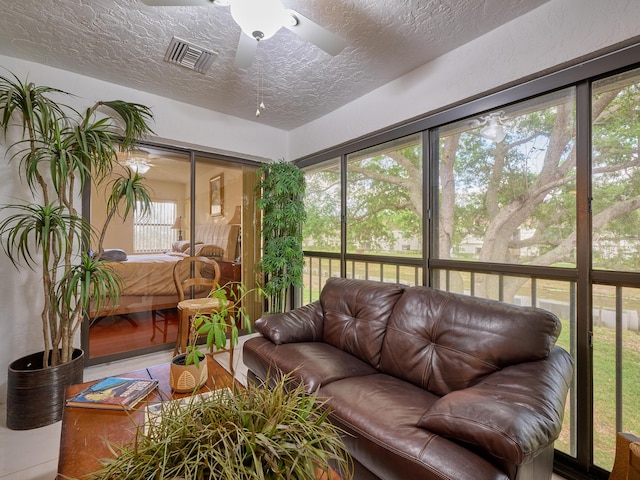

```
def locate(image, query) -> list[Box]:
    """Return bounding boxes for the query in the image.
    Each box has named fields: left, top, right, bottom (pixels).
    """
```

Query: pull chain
left=255, top=55, right=265, bottom=117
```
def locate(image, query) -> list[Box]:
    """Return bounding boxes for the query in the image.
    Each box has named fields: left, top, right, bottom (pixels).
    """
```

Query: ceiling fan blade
left=234, top=33, right=257, bottom=68
left=139, top=0, right=213, bottom=6
left=284, top=9, right=347, bottom=56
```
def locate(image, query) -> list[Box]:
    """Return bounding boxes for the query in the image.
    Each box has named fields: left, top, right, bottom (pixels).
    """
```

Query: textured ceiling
left=0, top=0, right=550, bottom=131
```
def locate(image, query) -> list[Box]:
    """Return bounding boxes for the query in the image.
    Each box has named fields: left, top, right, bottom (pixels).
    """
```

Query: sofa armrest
left=418, top=346, right=573, bottom=465
left=254, top=301, right=324, bottom=344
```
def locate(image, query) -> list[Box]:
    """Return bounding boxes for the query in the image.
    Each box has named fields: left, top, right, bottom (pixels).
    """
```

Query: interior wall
left=288, top=0, right=640, bottom=160
left=193, top=163, right=243, bottom=228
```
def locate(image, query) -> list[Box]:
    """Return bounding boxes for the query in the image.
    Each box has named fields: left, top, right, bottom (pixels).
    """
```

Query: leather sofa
left=243, top=277, right=573, bottom=480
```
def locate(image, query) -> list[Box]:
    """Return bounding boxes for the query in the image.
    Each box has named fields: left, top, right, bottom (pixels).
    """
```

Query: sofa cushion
left=242, top=336, right=377, bottom=393
left=319, top=374, right=510, bottom=480
left=379, top=287, right=562, bottom=396
left=255, top=301, right=324, bottom=344
left=418, top=347, right=573, bottom=465
left=320, top=278, right=405, bottom=368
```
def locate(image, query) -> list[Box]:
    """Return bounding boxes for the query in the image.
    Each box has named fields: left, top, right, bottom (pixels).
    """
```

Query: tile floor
left=1, top=348, right=176, bottom=479
left=0, top=337, right=567, bottom=480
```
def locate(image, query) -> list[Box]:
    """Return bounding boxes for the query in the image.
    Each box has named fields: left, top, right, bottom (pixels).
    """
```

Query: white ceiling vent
left=164, top=37, right=217, bottom=74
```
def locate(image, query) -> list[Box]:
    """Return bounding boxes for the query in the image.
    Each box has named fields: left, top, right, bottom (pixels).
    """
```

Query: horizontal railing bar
left=429, top=259, right=578, bottom=281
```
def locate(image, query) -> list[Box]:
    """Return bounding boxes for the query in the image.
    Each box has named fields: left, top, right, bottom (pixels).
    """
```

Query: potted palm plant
left=0, top=72, right=154, bottom=429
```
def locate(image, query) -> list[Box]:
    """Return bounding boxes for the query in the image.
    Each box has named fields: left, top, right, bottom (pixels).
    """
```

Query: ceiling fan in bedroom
left=140, top=0, right=347, bottom=68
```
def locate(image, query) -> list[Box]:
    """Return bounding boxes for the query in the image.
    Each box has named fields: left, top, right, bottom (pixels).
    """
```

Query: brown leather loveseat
left=243, top=278, right=573, bottom=480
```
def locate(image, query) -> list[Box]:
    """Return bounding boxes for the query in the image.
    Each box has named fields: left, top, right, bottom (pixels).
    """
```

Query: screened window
left=346, top=134, right=423, bottom=257
left=591, top=67, right=640, bottom=471
left=302, top=158, right=342, bottom=253
left=298, top=48, right=640, bottom=478
left=437, top=89, right=577, bottom=269
left=592, top=68, right=640, bottom=272
left=133, top=200, right=178, bottom=253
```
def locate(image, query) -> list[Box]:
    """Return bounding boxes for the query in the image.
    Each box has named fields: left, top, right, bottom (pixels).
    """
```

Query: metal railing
left=302, top=251, right=580, bottom=461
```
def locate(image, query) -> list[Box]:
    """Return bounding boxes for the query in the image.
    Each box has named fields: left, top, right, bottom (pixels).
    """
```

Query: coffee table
left=57, top=355, right=341, bottom=479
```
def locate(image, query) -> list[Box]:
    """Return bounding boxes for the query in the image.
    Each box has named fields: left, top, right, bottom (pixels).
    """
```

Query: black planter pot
left=6, top=348, right=84, bottom=430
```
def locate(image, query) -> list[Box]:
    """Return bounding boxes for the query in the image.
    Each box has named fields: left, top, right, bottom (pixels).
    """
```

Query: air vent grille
left=164, top=37, right=217, bottom=74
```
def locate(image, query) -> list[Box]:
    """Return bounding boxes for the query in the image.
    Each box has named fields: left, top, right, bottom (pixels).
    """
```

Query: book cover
left=144, top=388, right=233, bottom=435
left=66, top=377, right=159, bottom=410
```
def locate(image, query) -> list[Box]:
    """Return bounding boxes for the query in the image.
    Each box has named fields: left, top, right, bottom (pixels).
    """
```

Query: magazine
left=66, top=377, right=159, bottom=410
left=144, top=388, right=233, bottom=435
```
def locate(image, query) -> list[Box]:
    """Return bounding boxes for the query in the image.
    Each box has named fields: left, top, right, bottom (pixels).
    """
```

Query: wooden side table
left=57, top=356, right=236, bottom=479
left=217, top=259, right=241, bottom=286
left=57, top=357, right=342, bottom=480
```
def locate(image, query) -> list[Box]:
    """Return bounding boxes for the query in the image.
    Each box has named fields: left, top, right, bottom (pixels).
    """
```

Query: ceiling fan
left=140, top=0, right=347, bottom=68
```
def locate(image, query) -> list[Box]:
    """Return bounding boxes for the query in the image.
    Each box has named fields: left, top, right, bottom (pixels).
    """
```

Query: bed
left=90, top=223, right=240, bottom=318
left=90, top=252, right=187, bottom=318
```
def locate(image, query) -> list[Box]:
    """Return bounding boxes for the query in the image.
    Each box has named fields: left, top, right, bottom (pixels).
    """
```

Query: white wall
left=288, top=0, right=640, bottom=159
left=0, top=55, right=288, bottom=162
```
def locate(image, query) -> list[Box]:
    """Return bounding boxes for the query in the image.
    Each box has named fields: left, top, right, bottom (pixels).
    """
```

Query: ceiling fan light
left=118, top=149, right=152, bottom=174
left=129, top=162, right=151, bottom=174
left=230, top=0, right=287, bottom=40
left=476, top=112, right=508, bottom=143
left=480, top=123, right=506, bottom=143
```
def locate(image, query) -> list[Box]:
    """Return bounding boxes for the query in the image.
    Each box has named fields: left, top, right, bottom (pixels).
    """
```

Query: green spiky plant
left=256, top=161, right=306, bottom=313
left=0, top=71, right=154, bottom=368
left=88, top=374, right=352, bottom=480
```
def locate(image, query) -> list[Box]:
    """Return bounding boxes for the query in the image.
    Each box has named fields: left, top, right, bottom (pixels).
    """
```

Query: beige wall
left=91, top=169, right=189, bottom=253
left=193, top=162, right=243, bottom=229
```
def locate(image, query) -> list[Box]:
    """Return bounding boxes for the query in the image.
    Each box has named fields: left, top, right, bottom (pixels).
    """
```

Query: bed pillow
left=101, top=249, right=128, bottom=261
left=172, top=240, right=193, bottom=253
left=188, top=244, right=224, bottom=258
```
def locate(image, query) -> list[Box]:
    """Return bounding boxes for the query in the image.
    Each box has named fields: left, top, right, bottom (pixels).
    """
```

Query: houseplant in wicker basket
left=169, top=281, right=262, bottom=393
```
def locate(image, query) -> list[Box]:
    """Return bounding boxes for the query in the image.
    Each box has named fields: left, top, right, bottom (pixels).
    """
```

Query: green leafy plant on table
left=88, top=374, right=352, bottom=480
left=184, top=282, right=263, bottom=373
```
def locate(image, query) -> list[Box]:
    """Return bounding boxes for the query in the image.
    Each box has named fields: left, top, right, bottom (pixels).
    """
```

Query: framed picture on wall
left=210, top=173, right=224, bottom=217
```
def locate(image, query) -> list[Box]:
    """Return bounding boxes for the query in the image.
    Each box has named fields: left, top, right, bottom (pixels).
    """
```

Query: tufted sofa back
left=378, top=286, right=562, bottom=396
left=320, top=277, right=404, bottom=368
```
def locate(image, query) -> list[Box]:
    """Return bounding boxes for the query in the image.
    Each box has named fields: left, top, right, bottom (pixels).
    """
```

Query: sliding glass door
left=86, top=147, right=262, bottom=363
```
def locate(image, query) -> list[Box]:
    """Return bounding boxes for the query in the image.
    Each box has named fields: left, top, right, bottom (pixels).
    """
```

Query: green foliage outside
left=302, top=68, right=640, bottom=471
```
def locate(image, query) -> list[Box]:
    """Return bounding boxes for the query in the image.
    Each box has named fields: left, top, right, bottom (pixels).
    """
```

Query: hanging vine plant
left=256, top=161, right=306, bottom=313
